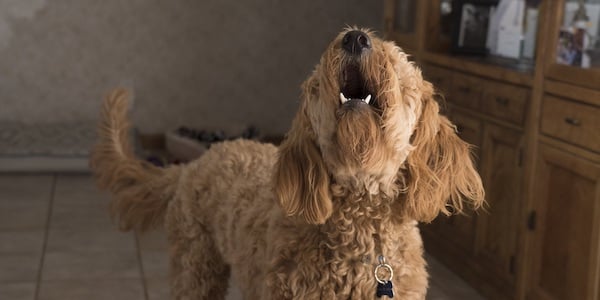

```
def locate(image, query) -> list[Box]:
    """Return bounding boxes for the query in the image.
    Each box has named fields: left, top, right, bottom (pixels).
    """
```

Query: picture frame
left=451, top=0, right=499, bottom=55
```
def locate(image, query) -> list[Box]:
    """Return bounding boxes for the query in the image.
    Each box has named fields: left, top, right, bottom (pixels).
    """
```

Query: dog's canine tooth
left=364, top=94, right=371, bottom=104
left=340, top=93, right=349, bottom=104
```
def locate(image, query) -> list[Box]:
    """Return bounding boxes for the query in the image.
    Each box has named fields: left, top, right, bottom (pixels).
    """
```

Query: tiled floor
left=0, top=174, right=486, bottom=300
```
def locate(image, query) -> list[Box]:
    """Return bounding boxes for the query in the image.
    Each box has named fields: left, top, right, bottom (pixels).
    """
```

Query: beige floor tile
left=0, top=230, right=45, bottom=253
left=0, top=174, right=54, bottom=201
left=49, top=202, right=115, bottom=230
left=138, top=230, right=170, bottom=278
left=38, top=278, right=145, bottom=300
left=434, top=281, right=485, bottom=300
left=144, top=277, right=243, bottom=300
left=0, top=281, right=36, bottom=300
left=226, top=280, right=243, bottom=300
left=427, top=281, right=452, bottom=300
left=145, top=277, right=170, bottom=300
left=46, top=228, right=135, bottom=253
left=0, top=194, right=50, bottom=230
left=0, top=203, right=49, bottom=230
left=49, top=176, right=119, bottom=231
left=427, top=256, right=486, bottom=300
left=53, top=174, right=110, bottom=205
left=141, top=250, right=169, bottom=278
left=137, top=229, right=169, bottom=251
left=41, top=251, right=140, bottom=280
left=0, top=253, right=41, bottom=282
left=427, top=254, right=454, bottom=274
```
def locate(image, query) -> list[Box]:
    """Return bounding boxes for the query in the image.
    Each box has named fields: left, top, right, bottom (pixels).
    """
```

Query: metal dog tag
left=374, top=255, right=394, bottom=298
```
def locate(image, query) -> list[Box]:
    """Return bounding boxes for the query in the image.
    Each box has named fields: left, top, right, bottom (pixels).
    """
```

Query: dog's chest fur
left=261, top=192, right=426, bottom=299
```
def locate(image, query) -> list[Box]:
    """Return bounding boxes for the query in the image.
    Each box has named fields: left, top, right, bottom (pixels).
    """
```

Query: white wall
left=0, top=0, right=383, bottom=135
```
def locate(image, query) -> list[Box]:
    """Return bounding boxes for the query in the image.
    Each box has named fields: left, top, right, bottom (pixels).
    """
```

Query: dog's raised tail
left=90, top=88, right=181, bottom=232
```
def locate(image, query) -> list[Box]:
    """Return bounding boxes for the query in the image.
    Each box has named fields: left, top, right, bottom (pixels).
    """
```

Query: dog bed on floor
left=0, top=121, right=97, bottom=172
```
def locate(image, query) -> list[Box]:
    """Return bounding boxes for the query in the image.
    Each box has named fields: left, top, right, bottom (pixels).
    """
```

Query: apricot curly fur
left=90, top=28, right=484, bottom=299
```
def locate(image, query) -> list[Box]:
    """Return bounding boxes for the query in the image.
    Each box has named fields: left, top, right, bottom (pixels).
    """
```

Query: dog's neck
left=320, top=190, right=398, bottom=259
left=330, top=172, right=400, bottom=198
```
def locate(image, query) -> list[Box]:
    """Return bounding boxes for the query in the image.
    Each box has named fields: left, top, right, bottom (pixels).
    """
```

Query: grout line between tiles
left=135, top=231, right=150, bottom=300
left=33, top=174, right=57, bottom=300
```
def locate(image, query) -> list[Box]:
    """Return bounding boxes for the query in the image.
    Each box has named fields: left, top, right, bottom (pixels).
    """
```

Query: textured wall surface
left=0, top=0, right=383, bottom=135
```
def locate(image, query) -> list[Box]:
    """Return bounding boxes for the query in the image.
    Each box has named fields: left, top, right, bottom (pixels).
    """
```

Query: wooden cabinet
left=388, top=1, right=600, bottom=299
left=383, top=0, right=422, bottom=52
left=526, top=84, right=600, bottom=300
left=477, top=125, right=523, bottom=290
left=529, top=145, right=600, bottom=300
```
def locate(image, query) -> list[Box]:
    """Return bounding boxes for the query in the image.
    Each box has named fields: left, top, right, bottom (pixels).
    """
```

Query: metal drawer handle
left=495, top=97, right=509, bottom=106
left=564, top=117, right=581, bottom=126
left=455, top=124, right=464, bottom=133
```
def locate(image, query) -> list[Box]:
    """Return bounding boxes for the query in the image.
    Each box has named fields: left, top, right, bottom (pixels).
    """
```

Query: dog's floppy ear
left=402, top=81, right=484, bottom=222
left=274, top=77, right=332, bottom=224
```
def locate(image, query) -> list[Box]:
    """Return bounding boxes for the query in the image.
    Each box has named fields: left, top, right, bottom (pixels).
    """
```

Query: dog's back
left=90, top=88, right=280, bottom=234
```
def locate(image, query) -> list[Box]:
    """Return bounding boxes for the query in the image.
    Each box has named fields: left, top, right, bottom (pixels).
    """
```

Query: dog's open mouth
left=339, top=64, right=378, bottom=109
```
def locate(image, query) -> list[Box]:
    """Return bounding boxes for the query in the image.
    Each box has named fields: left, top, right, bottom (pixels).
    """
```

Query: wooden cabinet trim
left=421, top=52, right=534, bottom=87
left=544, top=80, right=600, bottom=107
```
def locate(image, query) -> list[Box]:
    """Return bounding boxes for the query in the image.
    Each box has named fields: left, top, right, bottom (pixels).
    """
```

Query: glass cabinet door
left=393, top=0, right=417, bottom=34
left=556, top=0, right=600, bottom=69
left=546, top=0, right=600, bottom=89
left=384, top=0, right=419, bottom=50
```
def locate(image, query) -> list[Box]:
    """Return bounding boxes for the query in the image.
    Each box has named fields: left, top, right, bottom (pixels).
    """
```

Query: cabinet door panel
left=529, top=145, right=600, bottom=300
left=477, top=124, right=523, bottom=287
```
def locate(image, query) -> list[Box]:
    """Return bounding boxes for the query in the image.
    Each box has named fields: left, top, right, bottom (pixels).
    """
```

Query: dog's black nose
left=342, top=31, right=371, bottom=55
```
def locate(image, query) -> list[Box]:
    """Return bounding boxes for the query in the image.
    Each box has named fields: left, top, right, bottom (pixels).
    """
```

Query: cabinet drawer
left=449, top=74, right=484, bottom=110
left=422, top=64, right=453, bottom=96
left=482, top=82, right=529, bottom=125
left=449, top=112, right=483, bottom=149
left=541, top=96, right=600, bottom=152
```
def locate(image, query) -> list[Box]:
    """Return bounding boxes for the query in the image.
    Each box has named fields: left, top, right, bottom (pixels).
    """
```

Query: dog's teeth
left=364, top=94, right=371, bottom=104
left=340, top=93, right=349, bottom=104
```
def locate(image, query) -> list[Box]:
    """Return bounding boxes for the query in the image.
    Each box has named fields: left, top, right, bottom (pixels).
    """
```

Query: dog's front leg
left=166, top=198, right=230, bottom=300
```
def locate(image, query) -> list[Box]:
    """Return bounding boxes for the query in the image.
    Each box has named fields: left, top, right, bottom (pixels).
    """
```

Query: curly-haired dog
left=90, top=28, right=484, bottom=299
